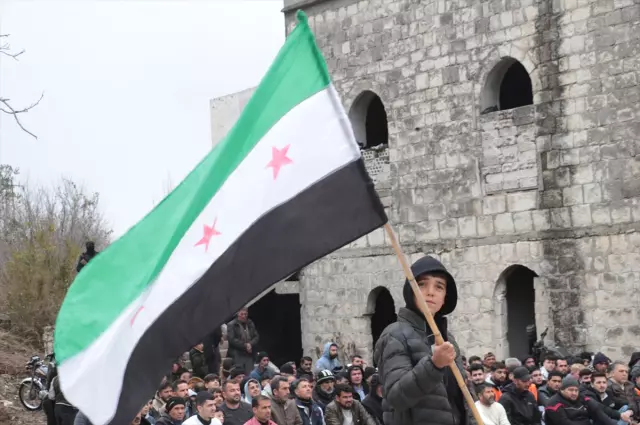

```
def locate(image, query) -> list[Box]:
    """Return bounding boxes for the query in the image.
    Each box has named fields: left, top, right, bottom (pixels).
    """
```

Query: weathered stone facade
left=276, top=0, right=640, bottom=363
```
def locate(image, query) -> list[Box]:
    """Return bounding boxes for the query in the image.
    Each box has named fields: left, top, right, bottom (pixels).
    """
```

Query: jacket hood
left=403, top=255, right=457, bottom=316
left=321, top=342, right=336, bottom=358
left=244, top=379, right=261, bottom=405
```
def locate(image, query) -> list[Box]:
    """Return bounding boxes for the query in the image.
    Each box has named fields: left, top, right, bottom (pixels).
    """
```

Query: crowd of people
left=42, top=253, right=640, bottom=425
left=42, top=312, right=640, bottom=425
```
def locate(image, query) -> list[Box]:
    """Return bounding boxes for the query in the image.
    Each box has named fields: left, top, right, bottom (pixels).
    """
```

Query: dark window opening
left=285, top=271, right=300, bottom=281
left=370, top=287, right=396, bottom=366
left=365, top=96, right=389, bottom=148
left=505, top=266, right=537, bottom=358
left=248, top=290, right=302, bottom=368
left=499, top=61, right=533, bottom=111
left=349, top=91, right=389, bottom=149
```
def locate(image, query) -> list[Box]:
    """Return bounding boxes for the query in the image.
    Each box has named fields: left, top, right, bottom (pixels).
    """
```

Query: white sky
left=0, top=0, right=284, bottom=238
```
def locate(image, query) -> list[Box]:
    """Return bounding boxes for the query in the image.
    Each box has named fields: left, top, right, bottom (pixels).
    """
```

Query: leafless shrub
left=0, top=166, right=112, bottom=344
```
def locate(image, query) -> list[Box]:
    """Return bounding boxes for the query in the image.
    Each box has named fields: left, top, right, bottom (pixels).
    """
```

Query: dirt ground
left=0, top=330, right=47, bottom=425
left=0, top=374, right=47, bottom=425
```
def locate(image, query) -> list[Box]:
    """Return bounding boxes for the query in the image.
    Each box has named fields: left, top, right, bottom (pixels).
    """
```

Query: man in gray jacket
left=373, top=255, right=475, bottom=425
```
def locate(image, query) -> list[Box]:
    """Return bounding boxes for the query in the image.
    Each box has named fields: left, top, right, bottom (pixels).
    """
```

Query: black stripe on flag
left=108, top=157, right=387, bottom=424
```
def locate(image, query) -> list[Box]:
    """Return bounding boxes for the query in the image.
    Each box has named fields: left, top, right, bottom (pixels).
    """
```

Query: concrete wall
left=283, top=0, right=640, bottom=364
left=210, top=87, right=256, bottom=147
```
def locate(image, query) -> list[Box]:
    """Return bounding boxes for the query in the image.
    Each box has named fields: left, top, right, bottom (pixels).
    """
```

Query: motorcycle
left=527, top=325, right=569, bottom=365
left=18, top=353, right=53, bottom=411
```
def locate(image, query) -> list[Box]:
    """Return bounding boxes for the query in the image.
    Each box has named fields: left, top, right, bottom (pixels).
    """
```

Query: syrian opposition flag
left=54, top=10, right=387, bottom=425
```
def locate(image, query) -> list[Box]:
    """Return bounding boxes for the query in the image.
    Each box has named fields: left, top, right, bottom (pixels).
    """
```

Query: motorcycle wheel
left=18, top=379, right=43, bottom=411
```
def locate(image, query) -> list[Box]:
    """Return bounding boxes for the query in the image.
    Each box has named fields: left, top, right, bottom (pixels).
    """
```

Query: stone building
left=211, top=0, right=640, bottom=365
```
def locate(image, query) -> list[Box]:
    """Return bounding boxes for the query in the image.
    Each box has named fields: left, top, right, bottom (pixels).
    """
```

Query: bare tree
left=0, top=34, right=43, bottom=139
left=0, top=170, right=112, bottom=342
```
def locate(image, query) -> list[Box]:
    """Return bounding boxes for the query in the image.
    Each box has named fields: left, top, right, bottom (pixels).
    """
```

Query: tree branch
left=0, top=34, right=24, bottom=60
left=0, top=93, right=44, bottom=139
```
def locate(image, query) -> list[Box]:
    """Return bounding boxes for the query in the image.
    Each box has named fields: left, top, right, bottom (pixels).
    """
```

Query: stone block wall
left=282, top=0, right=640, bottom=364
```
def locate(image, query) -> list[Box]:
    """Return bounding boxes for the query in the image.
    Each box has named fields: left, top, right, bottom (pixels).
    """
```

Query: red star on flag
left=130, top=306, right=144, bottom=327
left=194, top=218, right=221, bottom=252
left=266, top=145, right=293, bottom=180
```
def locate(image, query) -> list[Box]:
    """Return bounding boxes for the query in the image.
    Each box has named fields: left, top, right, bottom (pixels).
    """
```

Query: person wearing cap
left=544, top=375, right=615, bottom=425
left=346, top=364, right=369, bottom=400
left=592, top=353, right=612, bottom=374
left=374, top=255, right=473, bottom=425
left=497, top=366, right=541, bottom=425
left=156, top=397, right=187, bottom=425
left=250, top=353, right=275, bottom=382
left=312, top=370, right=336, bottom=412
left=484, top=353, right=497, bottom=373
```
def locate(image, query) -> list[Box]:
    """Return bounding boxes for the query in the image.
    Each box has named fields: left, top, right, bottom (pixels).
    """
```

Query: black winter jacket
left=579, top=385, right=620, bottom=420
left=497, top=384, right=540, bottom=425
left=373, top=307, right=474, bottom=425
left=190, top=347, right=209, bottom=378
left=544, top=392, right=615, bottom=425
left=311, top=387, right=334, bottom=412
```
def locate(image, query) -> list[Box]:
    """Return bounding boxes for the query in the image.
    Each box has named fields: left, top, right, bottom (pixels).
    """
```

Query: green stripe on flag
left=54, top=12, right=330, bottom=363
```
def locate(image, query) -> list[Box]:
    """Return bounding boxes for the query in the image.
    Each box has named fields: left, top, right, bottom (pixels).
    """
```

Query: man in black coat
left=373, top=255, right=474, bottom=425
left=497, top=366, right=540, bottom=425
left=76, top=241, right=98, bottom=272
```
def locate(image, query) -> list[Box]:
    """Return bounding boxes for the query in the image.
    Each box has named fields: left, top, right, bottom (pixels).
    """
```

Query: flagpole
left=383, top=223, right=485, bottom=425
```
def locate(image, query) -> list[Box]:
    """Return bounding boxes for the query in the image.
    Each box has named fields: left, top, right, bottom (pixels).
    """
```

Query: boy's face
left=416, top=274, right=446, bottom=314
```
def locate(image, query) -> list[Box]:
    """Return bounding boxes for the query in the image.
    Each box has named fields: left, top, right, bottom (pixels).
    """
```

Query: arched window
left=481, top=57, right=533, bottom=114
left=348, top=91, right=389, bottom=149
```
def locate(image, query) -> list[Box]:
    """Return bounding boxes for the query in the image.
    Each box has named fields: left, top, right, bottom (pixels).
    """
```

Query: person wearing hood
left=373, top=255, right=474, bottom=425
left=315, top=342, right=342, bottom=374
left=361, top=374, right=383, bottom=425
left=312, top=370, right=336, bottom=412
left=76, top=241, right=99, bottom=272
left=244, top=379, right=263, bottom=405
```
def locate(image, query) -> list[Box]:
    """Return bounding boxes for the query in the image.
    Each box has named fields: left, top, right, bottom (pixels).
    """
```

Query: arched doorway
left=368, top=287, right=397, bottom=365
left=496, top=265, right=538, bottom=358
